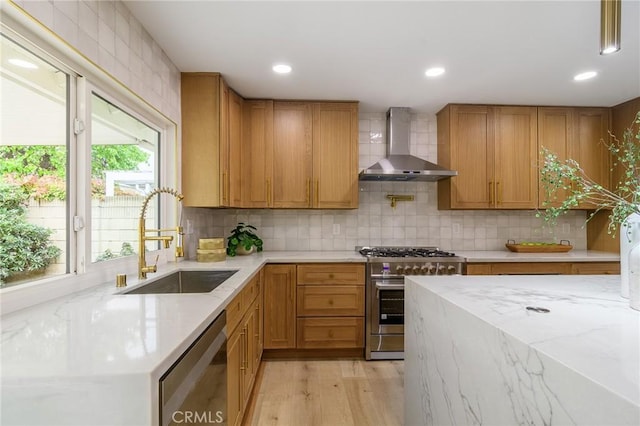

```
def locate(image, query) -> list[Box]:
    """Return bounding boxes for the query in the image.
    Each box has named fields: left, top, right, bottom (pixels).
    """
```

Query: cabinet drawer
left=571, top=262, right=620, bottom=275
left=489, top=262, right=572, bottom=275
left=296, top=317, right=364, bottom=349
left=228, top=274, right=261, bottom=333
left=242, top=274, right=260, bottom=307
left=297, top=286, right=364, bottom=316
left=297, top=264, right=365, bottom=285
left=226, top=292, right=244, bottom=334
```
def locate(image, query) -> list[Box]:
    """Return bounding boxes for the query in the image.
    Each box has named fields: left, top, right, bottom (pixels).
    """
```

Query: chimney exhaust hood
left=359, top=107, right=457, bottom=182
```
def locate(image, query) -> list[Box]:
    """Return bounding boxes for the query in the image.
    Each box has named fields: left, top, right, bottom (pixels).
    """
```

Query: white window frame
left=0, top=11, right=179, bottom=314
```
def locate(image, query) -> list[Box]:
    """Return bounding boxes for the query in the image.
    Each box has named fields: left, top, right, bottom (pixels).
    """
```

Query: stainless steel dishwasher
left=160, top=312, right=227, bottom=426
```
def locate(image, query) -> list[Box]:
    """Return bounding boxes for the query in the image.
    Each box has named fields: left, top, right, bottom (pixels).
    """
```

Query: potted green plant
left=0, top=181, right=62, bottom=286
left=538, top=111, right=640, bottom=307
left=226, top=223, right=263, bottom=256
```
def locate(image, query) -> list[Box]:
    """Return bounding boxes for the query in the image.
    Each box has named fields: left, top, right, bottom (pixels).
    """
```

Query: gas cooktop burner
left=358, top=246, right=456, bottom=258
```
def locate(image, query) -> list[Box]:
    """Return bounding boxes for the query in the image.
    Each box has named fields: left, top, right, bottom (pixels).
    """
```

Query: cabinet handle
left=488, top=181, right=494, bottom=205
left=497, top=181, right=502, bottom=204
left=266, top=178, right=271, bottom=206
left=240, top=329, right=246, bottom=371
left=222, top=172, right=228, bottom=204
left=306, top=178, right=311, bottom=207
left=314, top=180, right=319, bottom=207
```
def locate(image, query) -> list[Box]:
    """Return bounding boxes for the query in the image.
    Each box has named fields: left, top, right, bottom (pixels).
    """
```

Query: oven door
left=371, top=280, right=404, bottom=334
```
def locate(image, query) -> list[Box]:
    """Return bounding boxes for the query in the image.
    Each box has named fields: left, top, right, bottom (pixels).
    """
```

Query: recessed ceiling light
left=8, top=58, right=38, bottom=69
left=574, top=71, right=597, bottom=81
left=601, top=46, right=619, bottom=55
left=425, top=67, right=445, bottom=77
left=272, top=64, right=292, bottom=74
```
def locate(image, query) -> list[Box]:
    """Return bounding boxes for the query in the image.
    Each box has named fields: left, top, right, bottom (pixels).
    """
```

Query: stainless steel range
left=359, top=246, right=466, bottom=360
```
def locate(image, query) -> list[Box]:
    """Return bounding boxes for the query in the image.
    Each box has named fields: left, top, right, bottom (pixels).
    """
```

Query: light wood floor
left=244, top=359, right=404, bottom=426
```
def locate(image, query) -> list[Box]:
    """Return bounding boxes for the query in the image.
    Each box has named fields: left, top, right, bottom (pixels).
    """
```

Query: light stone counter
left=405, top=274, right=639, bottom=426
left=458, top=249, right=620, bottom=263
left=0, top=251, right=364, bottom=426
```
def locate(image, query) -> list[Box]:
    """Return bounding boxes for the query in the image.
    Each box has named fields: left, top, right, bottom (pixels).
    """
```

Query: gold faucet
left=138, top=187, right=185, bottom=279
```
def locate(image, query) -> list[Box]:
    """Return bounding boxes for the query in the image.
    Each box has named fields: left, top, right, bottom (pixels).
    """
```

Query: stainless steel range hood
left=359, top=107, right=457, bottom=181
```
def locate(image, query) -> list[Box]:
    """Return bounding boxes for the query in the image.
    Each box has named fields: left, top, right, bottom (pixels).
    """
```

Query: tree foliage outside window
left=0, top=145, right=149, bottom=200
left=0, top=181, right=61, bottom=286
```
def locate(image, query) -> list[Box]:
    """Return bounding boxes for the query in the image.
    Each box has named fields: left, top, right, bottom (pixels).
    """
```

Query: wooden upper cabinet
left=538, top=107, right=573, bottom=207
left=493, top=106, right=538, bottom=209
left=438, top=105, right=493, bottom=209
left=438, top=104, right=537, bottom=209
left=227, top=89, right=243, bottom=207
left=312, top=102, right=359, bottom=209
left=537, top=107, right=611, bottom=209
left=573, top=108, right=611, bottom=208
left=181, top=72, right=225, bottom=207
left=242, top=100, right=273, bottom=208
left=272, top=102, right=313, bottom=208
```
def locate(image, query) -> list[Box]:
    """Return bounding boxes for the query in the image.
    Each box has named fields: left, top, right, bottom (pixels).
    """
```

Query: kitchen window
left=0, top=33, right=72, bottom=288
left=0, top=26, right=177, bottom=294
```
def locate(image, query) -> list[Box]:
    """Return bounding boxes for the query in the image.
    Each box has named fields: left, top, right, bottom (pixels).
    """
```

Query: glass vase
left=629, top=241, right=640, bottom=311
left=620, top=213, right=640, bottom=299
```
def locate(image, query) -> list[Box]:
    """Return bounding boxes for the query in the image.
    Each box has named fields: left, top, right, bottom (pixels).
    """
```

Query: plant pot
left=235, top=246, right=255, bottom=255
left=621, top=213, right=640, bottom=299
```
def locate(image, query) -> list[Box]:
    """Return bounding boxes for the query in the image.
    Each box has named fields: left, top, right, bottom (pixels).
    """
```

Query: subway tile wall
left=183, top=112, right=588, bottom=256
left=13, top=0, right=181, bottom=122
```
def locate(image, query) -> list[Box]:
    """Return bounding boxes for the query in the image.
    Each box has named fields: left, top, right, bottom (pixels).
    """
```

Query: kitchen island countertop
left=405, top=274, right=639, bottom=425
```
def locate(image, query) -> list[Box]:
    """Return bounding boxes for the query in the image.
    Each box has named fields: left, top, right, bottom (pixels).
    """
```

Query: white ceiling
left=124, top=0, right=640, bottom=114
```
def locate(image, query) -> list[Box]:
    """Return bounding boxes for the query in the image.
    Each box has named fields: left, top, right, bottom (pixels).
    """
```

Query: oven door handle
left=374, top=282, right=404, bottom=299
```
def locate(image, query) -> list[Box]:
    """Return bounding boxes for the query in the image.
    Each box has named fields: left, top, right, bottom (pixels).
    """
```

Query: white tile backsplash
left=16, top=0, right=181, bottom=122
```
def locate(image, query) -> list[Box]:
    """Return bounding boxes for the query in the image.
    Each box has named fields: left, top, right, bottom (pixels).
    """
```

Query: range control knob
left=426, top=263, right=436, bottom=275
left=396, top=265, right=404, bottom=275
left=412, top=265, right=421, bottom=275
left=447, top=265, right=458, bottom=275
left=420, top=265, right=429, bottom=275
left=404, top=265, right=413, bottom=275
left=437, top=265, right=447, bottom=275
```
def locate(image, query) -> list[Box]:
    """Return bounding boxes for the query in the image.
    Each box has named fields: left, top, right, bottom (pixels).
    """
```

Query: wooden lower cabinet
left=467, top=261, right=620, bottom=275
left=263, top=263, right=366, bottom=354
left=263, top=265, right=296, bottom=349
left=226, top=272, right=263, bottom=426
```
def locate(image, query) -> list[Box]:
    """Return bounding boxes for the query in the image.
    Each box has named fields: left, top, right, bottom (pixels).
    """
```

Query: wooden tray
left=505, top=239, right=573, bottom=253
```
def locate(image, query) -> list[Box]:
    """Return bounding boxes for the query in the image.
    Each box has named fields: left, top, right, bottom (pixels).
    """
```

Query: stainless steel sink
left=123, top=270, right=238, bottom=294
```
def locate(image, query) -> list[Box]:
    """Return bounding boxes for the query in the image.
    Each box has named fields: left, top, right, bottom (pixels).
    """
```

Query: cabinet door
left=226, top=328, right=243, bottom=426
left=227, top=90, right=243, bottom=207
left=242, top=100, right=273, bottom=207
left=442, top=105, right=494, bottom=208
left=181, top=73, right=223, bottom=207
left=255, top=269, right=264, bottom=363
left=537, top=107, right=573, bottom=207
left=272, top=102, right=313, bottom=208
left=493, top=106, right=538, bottom=208
left=263, top=265, right=296, bottom=349
left=312, top=103, right=359, bottom=208
left=573, top=108, right=611, bottom=208
left=219, top=79, right=230, bottom=206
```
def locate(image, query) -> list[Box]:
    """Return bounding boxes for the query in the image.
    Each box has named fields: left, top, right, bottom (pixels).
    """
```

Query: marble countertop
left=405, top=274, right=639, bottom=408
left=458, top=249, right=620, bottom=262
left=0, top=251, right=363, bottom=425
